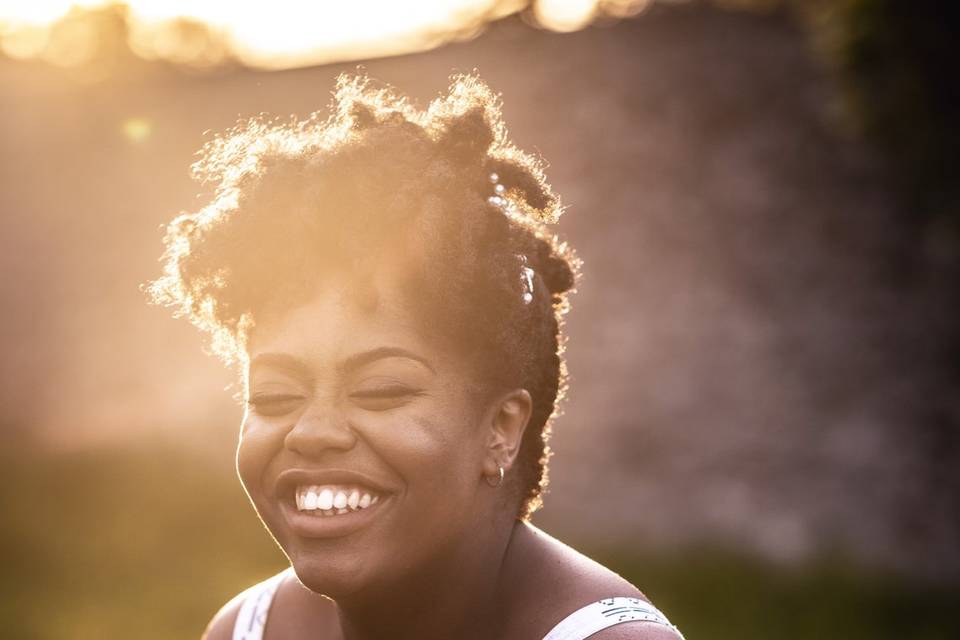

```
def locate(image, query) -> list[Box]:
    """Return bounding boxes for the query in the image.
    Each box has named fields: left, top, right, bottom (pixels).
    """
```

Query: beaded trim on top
left=488, top=172, right=535, bottom=305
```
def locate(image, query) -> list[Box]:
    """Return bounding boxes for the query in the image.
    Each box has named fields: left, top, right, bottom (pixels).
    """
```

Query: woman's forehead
left=254, top=282, right=388, bottom=336
left=246, top=269, right=435, bottom=366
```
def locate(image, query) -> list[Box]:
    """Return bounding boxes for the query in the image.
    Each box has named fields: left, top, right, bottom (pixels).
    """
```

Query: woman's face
left=238, top=272, right=496, bottom=597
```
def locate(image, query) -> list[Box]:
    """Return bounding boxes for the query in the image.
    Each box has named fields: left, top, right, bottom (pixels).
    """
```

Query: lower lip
left=280, top=496, right=391, bottom=539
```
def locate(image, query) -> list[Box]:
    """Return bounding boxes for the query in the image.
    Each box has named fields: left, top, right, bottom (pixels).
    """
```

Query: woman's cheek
left=237, top=417, right=289, bottom=488
left=357, top=409, right=443, bottom=455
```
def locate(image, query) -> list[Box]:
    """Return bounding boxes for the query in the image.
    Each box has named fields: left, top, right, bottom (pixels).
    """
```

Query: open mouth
left=294, top=484, right=382, bottom=517
left=275, top=469, right=394, bottom=538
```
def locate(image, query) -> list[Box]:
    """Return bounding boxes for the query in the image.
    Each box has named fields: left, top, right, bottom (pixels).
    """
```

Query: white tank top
left=230, top=571, right=684, bottom=640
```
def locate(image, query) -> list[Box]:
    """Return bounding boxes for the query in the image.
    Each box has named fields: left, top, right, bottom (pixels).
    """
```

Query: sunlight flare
left=0, top=0, right=659, bottom=69
left=122, top=116, right=152, bottom=143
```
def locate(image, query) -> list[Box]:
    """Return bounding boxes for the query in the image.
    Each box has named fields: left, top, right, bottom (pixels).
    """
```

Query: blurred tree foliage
left=708, top=0, right=960, bottom=264
left=813, top=1, right=959, bottom=231
left=731, top=0, right=960, bottom=236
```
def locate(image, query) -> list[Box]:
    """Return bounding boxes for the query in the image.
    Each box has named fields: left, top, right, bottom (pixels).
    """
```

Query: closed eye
left=350, top=385, right=421, bottom=411
left=351, top=384, right=414, bottom=397
left=247, top=394, right=305, bottom=417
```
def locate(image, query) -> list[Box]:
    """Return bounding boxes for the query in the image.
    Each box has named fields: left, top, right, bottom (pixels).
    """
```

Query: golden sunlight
left=121, top=116, right=152, bottom=143
left=0, top=0, right=658, bottom=69
left=0, top=0, right=513, bottom=69
left=533, top=0, right=597, bottom=32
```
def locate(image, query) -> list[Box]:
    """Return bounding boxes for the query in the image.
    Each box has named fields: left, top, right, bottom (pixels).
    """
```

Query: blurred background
left=1, top=0, right=958, bottom=638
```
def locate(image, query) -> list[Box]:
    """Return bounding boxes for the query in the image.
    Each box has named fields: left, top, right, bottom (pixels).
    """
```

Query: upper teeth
left=295, top=485, right=380, bottom=514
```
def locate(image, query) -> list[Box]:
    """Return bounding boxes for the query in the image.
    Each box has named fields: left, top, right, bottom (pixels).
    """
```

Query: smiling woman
left=146, top=73, right=684, bottom=640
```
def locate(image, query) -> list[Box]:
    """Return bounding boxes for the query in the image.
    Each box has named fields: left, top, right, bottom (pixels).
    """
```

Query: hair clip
left=491, top=174, right=534, bottom=305
left=488, top=172, right=510, bottom=211
left=518, top=254, right=535, bottom=305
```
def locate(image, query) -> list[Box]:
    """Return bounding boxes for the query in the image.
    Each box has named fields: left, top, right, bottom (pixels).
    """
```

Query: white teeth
left=295, top=484, right=383, bottom=515
left=317, top=488, right=334, bottom=510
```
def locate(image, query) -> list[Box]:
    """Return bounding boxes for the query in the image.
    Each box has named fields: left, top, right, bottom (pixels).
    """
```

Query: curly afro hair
left=146, top=73, right=580, bottom=520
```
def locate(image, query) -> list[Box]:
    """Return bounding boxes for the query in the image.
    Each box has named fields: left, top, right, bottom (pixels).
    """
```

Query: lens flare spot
left=122, top=116, right=152, bottom=142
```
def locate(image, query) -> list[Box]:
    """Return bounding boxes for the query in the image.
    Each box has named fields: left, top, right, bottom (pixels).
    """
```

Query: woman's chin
left=287, top=553, right=370, bottom=599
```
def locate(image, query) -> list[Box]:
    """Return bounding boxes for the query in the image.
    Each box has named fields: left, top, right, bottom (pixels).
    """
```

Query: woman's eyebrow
left=248, top=352, right=311, bottom=378
left=339, top=346, right=436, bottom=374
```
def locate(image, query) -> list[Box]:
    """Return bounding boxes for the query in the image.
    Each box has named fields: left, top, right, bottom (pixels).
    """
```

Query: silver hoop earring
left=485, top=465, right=505, bottom=488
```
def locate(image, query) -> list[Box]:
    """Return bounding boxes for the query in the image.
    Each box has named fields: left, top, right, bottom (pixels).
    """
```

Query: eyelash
left=246, top=386, right=419, bottom=415
left=350, top=384, right=416, bottom=399
left=247, top=394, right=304, bottom=413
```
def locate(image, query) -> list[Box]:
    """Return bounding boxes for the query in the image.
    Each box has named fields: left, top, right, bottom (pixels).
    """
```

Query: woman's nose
left=284, top=405, right=357, bottom=458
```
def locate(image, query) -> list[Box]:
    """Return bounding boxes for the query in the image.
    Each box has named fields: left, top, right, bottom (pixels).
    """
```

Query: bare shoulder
left=513, top=522, right=647, bottom=600
left=502, top=522, right=683, bottom=639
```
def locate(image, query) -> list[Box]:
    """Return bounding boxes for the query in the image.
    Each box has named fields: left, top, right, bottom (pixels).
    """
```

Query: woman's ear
left=482, top=389, right=532, bottom=477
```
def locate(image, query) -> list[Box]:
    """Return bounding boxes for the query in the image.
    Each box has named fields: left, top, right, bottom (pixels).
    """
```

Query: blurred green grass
left=0, top=442, right=286, bottom=639
left=1, top=444, right=957, bottom=639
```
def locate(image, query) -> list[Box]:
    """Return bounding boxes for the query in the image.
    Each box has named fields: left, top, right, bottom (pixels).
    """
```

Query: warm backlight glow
left=533, top=0, right=597, bottom=32
left=0, top=0, right=659, bottom=69
left=121, top=116, right=152, bottom=142
left=0, top=0, right=515, bottom=69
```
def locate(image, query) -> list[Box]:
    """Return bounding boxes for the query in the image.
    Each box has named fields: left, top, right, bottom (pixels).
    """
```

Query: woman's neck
left=333, top=513, right=520, bottom=640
